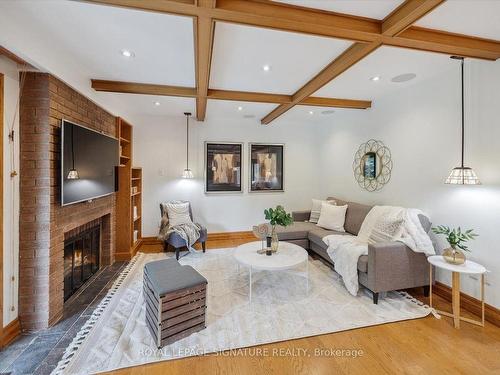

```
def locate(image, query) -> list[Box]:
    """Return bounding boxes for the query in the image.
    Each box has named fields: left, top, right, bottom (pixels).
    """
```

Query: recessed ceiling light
left=262, top=64, right=271, bottom=72
left=370, top=76, right=381, bottom=82
left=309, top=110, right=314, bottom=115
left=237, top=106, right=243, bottom=111
left=120, top=49, right=135, bottom=58
left=321, top=110, right=335, bottom=115
left=153, top=101, right=161, bottom=106
left=391, top=73, right=417, bottom=83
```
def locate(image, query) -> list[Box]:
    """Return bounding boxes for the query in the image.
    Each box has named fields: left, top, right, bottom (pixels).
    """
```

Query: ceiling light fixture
left=154, top=101, right=161, bottom=106
left=309, top=111, right=314, bottom=115
left=391, top=73, right=417, bottom=83
left=182, top=112, right=194, bottom=179
left=321, top=110, right=335, bottom=115
left=66, top=124, right=79, bottom=180
left=445, top=56, right=480, bottom=185
left=370, top=76, right=381, bottom=82
left=262, top=64, right=271, bottom=72
left=238, top=106, right=243, bottom=111
left=120, top=49, right=135, bottom=58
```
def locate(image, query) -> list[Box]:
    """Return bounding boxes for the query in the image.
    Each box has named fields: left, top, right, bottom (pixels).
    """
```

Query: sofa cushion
left=274, top=222, right=316, bottom=240
left=317, top=203, right=347, bottom=232
left=357, top=255, right=368, bottom=273
left=308, top=226, right=350, bottom=250
left=345, top=202, right=373, bottom=235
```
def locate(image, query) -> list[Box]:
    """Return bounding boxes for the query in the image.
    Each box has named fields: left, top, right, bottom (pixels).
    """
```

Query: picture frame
left=205, top=142, right=243, bottom=193
left=249, top=143, right=284, bottom=192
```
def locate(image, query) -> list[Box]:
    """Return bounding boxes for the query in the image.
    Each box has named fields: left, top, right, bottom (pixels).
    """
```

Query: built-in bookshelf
left=115, top=118, right=142, bottom=261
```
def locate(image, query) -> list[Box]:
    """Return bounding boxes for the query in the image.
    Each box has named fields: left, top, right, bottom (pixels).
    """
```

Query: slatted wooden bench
left=143, top=258, right=208, bottom=348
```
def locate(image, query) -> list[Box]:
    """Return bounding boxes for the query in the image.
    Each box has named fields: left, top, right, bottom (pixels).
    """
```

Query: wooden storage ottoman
left=143, top=258, right=208, bottom=348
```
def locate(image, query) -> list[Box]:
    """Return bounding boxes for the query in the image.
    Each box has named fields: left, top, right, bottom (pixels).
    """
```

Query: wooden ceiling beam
left=194, top=0, right=216, bottom=121
left=260, top=0, right=451, bottom=124
left=90, top=80, right=371, bottom=109
left=82, top=0, right=500, bottom=60
left=91, top=79, right=197, bottom=97
left=381, top=0, right=444, bottom=37
left=207, top=89, right=371, bottom=109
left=260, top=42, right=380, bottom=124
left=384, top=27, right=500, bottom=61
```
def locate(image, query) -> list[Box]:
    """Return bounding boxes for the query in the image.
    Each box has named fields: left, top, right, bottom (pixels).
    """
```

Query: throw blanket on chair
left=323, top=206, right=435, bottom=296
left=158, top=201, right=202, bottom=254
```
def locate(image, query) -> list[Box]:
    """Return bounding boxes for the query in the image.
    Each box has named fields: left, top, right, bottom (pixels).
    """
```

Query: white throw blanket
left=324, top=206, right=435, bottom=296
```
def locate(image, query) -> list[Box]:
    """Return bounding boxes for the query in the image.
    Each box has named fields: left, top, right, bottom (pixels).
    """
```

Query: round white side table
left=428, top=255, right=487, bottom=328
left=234, top=241, right=309, bottom=302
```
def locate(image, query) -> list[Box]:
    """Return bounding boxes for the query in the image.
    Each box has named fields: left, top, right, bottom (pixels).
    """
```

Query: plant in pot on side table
left=429, top=225, right=486, bottom=328
left=264, top=205, right=293, bottom=255
left=431, top=226, right=478, bottom=265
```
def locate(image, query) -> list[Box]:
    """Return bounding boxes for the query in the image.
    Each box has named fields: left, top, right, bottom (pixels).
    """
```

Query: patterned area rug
left=53, top=249, right=430, bottom=374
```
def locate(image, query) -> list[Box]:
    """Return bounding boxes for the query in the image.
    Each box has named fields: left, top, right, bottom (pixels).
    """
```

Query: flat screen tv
left=61, top=119, right=119, bottom=206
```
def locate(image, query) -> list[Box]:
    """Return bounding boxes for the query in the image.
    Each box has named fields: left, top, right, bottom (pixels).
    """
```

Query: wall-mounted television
left=61, top=119, right=119, bottom=206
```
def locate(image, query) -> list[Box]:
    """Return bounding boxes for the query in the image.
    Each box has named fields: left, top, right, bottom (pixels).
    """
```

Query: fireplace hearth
left=64, top=224, right=101, bottom=301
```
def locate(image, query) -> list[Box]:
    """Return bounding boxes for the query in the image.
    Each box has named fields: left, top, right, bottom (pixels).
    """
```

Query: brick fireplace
left=19, top=73, right=117, bottom=331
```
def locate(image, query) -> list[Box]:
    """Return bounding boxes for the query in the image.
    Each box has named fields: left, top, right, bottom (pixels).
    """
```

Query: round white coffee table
left=234, top=241, right=309, bottom=302
left=428, top=255, right=487, bottom=328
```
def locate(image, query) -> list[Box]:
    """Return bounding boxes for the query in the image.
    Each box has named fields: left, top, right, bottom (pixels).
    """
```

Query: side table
left=428, top=255, right=487, bottom=328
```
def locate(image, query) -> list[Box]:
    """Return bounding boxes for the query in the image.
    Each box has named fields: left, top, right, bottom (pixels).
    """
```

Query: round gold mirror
left=353, top=140, right=392, bottom=191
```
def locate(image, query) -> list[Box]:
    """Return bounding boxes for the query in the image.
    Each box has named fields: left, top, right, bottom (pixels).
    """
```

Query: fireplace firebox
left=64, top=224, right=101, bottom=301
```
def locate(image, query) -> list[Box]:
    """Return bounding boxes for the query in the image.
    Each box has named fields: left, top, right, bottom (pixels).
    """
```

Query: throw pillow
left=165, top=201, right=192, bottom=227
left=309, top=199, right=336, bottom=223
left=316, top=203, right=348, bottom=232
left=368, top=216, right=404, bottom=245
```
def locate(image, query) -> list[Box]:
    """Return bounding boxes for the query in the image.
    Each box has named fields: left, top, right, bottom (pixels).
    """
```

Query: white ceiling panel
left=206, top=100, right=277, bottom=121
left=276, top=105, right=361, bottom=124
left=210, top=22, right=352, bottom=95
left=94, top=93, right=195, bottom=117
left=0, top=0, right=195, bottom=87
left=416, top=0, right=500, bottom=40
left=314, top=46, right=453, bottom=100
left=273, top=0, right=404, bottom=20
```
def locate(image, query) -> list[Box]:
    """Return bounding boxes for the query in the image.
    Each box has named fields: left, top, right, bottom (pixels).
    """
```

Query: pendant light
left=445, top=56, right=480, bottom=185
left=67, top=124, right=79, bottom=179
left=182, top=112, right=194, bottom=179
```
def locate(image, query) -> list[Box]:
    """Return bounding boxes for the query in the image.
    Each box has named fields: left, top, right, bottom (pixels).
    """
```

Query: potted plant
left=431, top=226, right=478, bottom=265
left=264, top=205, right=293, bottom=254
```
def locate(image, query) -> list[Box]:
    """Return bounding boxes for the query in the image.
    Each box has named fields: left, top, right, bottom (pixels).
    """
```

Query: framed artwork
left=205, top=142, right=243, bottom=193
left=249, top=143, right=284, bottom=192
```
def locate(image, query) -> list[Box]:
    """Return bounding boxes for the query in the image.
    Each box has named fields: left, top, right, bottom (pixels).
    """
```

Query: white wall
left=132, top=115, right=324, bottom=235
left=317, top=59, right=500, bottom=308
left=1, top=56, right=20, bottom=327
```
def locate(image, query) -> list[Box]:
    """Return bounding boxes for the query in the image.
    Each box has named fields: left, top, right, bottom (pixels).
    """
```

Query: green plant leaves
left=431, top=225, right=478, bottom=252
left=264, top=205, right=293, bottom=227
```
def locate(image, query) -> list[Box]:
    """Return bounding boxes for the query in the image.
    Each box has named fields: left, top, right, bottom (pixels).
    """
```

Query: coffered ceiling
left=0, top=0, right=499, bottom=125
left=210, top=22, right=352, bottom=95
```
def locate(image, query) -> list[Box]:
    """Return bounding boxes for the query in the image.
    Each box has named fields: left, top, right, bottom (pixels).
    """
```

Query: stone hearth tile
left=6, top=333, right=61, bottom=375
left=0, top=334, right=37, bottom=372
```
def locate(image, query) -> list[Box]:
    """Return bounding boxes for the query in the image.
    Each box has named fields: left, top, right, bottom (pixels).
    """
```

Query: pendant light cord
left=186, top=113, right=189, bottom=170
left=461, top=58, right=465, bottom=169
left=71, top=125, right=76, bottom=170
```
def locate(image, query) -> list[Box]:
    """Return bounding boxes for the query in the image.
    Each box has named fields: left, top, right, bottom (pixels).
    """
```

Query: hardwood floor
left=107, top=238, right=500, bottom=375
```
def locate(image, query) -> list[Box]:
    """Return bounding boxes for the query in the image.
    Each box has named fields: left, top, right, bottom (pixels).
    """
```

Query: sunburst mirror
left=353, top=139, right=393, bottom=191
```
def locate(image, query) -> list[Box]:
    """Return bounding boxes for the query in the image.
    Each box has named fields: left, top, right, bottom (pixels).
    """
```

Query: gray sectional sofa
left=274, top=197, right=431, bottom=304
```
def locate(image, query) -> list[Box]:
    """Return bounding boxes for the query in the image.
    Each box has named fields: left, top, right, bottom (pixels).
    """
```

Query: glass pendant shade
left=182, top=168, right=194, bottom=179
left=67, top=168, right=79, bottom=180
left=445, top=167, right=481, bottom=185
